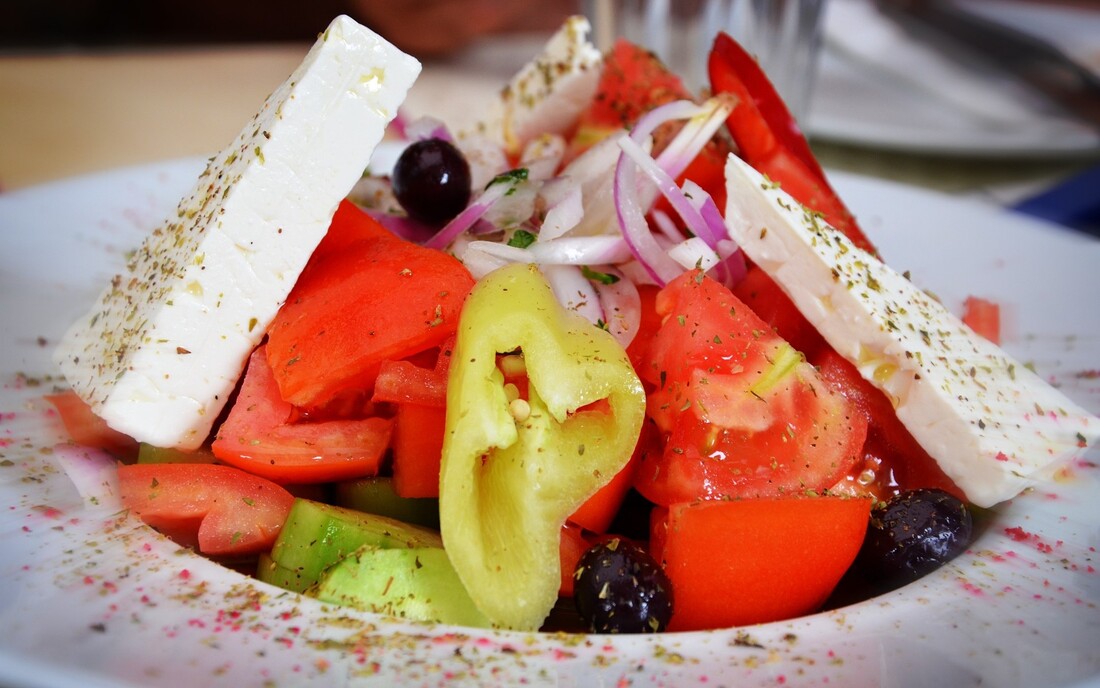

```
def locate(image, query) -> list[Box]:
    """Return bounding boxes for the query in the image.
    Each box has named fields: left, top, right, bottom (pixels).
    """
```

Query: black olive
left=391, top=138, right=471, bottom=225
left=573, top=538, right=672, bottom=633
left=857, top=488, right=973, bottom=585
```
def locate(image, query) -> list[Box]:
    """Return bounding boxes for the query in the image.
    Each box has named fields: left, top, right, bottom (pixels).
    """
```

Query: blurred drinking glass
left=583, top=0, right=827, bottom=123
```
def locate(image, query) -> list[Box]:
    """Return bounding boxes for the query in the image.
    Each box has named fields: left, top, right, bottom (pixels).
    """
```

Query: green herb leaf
left=581, top=266, right=620, bottom=284
left=508, top=229, right=537, bottom=249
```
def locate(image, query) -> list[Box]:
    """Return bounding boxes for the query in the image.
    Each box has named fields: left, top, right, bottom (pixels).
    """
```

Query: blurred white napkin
left=822, top=0, right=1097, bottom=128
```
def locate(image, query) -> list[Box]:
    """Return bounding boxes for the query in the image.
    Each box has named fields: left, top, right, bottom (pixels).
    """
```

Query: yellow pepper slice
left=439, top=263, right=645, bottom=630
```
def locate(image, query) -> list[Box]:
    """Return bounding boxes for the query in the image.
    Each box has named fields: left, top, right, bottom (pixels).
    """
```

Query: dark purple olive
left=573, top=538, right=672, bottom=633
left=392, top=138, right=471, bottom=225
left=858, top=488, right=973, bottom=584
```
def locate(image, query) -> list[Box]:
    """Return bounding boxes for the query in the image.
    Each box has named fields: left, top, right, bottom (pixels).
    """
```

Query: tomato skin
left=568, top=39, right=693, bottom=159
left=624, top=283, right=662, bottom=376
left=45, top=391, right=137, bottom=458
left=634, top=270, right=867, bottom=505
left=962, top=296, right=1000, bottom=345
left=653, top=496, right=871, bottom=630
left=212, top=347, right=393, bottom=484
left=118, top=463, right=294, bottom=556
left=391, top=402, right=447, bottom=499
left=568, top=425, right=648, bottom=534
left=814, top=349, right=965, bottom=501
left=265, top=200, right=474, bottom=410
left=731, top=265, right=826, bottom=360
left=558, top=522, right=591, bottom=598
left=707, top=32, right=877, bottom=255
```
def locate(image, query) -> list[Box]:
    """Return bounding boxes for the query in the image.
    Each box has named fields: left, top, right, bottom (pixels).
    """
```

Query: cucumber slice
left=261, top=499, right=441, bottom=593
left=136, top=443, right=218, bottom=464
left=310, top=545, right=491, bottom=628
left=333, top=477, right=439, bottom=529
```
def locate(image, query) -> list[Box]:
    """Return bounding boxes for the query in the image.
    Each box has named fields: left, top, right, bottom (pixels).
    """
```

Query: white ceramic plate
left=806, top=50, right=1100, bottom=158
left=1, top=158, right=1099, bottom=688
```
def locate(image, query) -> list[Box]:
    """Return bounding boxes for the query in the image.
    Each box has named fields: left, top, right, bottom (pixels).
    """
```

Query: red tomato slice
left=652, top=496, right=870, bottom=630
left=634, top=270, right=867, bottom=505
left=118, top=463, right=294, bottom=556
left=211, top=347, right=393, bottom=484
left=558, top=522, right=591, bottom=598
left=962, top=296, right=1001, bottom=345
left=625, top=283, right=662, bottom=375
left=731, top=264, right=826, bottom=360
left=265, top=200, right=474, bottom=410
left=390, top=402, right=447, bottom=499
left=568, top=38, right=694, bottom=157
left=567, top=425, right=648, bottom=534
left=45, top=391, right=137, bottom=458
left=814, top=349, right=965, bottom=500
left=707, top=32, right=877, bottom=255
left=371, top=337, right=453, bottom=408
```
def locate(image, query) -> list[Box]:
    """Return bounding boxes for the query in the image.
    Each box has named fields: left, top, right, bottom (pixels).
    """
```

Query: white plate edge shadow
left=0, top=157, right=1098, bottom=688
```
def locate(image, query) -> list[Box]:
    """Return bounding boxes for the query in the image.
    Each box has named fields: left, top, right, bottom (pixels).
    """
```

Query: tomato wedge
left=118, top=463, right=294, bottom=556
left=634, top=270, right=867, bottom=505
left=652, top=496, right=871, bottom=630
left=962, top=296, right=1001, bottom=345
left=45, top=391, right=137, bottom=458
left=211, top=347, right=393, bottom=484
left=567, top=38, right=694, bottom=159
left=265, top=200, right=475, bottom=410
left=708, top=32, right=877, bottom=255
left=814, top=349, right=965, bottom=500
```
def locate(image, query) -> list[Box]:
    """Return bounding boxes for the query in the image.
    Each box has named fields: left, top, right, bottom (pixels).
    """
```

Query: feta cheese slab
left=477, top=15, right=602, bottom=155
left=54, top=15, right=421, bottom=450
left=722, top=154, right=1100, bottom=507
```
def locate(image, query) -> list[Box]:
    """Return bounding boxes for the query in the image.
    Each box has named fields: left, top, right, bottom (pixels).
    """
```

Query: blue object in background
left=1013, top=163, right=1100, bottom=239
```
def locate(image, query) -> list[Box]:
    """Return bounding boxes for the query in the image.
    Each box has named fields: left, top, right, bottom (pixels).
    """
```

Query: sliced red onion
left=405, top=115, right=453, bottom=142
left=424, top=170, right=524, bottom=250
left=483, top=181, right=539, bottom=232
left=619, top=134, right=712, bottom=242
left=650, top=209, right=682, bottom=245
left=680, top=179, right=726, bottom=247
left=454, top=134, right=511, bottom=190
left=652, top=93, right=735, bottom=179
left=556, top=131, right=627, bottom=238
left=593, top=266, right=642, bottom=348
left=520, top=134, right=567, bottom=182
left=465, top=236, right=630, bottom=267
left=629, top=99, right=710, bottom=145
left=530, top=236, right=631, bottom=265
left=539, top=183, right=584, bottom=241
left=713, top=238, right=749, bottom=287
left=455, top=236, right=514, bottom=280
left=668, top=236, right=721, bottom=272
left=368, top=211, right=440, bottom=245
left=612, top=97, right=738, bottom=286
left=543, top=264, right=604, bottom=326
left=55, top=445, right=121, bottom=510
left=614, top=135, right=684, bottom=285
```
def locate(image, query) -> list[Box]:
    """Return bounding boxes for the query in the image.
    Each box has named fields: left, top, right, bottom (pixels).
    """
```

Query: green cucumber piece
left=333, top=477, right=439, bottom=529
left=310, top=545, right=491, bottom=628
left=262, top=499, right=441, bottom=593
left=136, top=443, right=218, bottom=464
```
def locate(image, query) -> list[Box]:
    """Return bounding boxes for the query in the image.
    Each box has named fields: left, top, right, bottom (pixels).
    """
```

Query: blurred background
left=1, top=0, right=1098, bottom=234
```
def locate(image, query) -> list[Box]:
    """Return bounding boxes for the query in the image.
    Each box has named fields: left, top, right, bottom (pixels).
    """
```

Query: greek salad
left=48, top=15, right=1099, bottom=635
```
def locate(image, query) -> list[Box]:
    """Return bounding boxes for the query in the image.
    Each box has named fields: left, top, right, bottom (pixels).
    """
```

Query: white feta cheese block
left=54, top=15, right=421, bottom=450
left=722, top=154, right=1100, bottom=507
left=474, top=15, right=602, bottom=155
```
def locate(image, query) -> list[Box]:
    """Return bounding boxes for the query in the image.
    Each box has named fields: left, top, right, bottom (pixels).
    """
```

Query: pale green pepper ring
left=438, top=263, right=646, bottom=630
